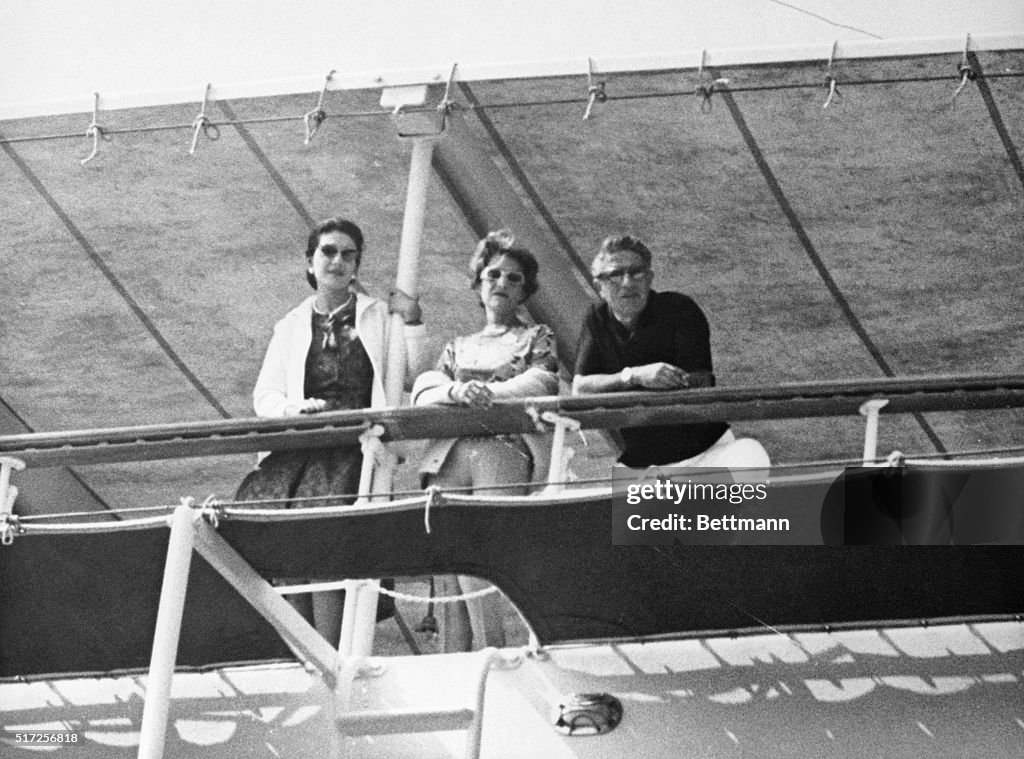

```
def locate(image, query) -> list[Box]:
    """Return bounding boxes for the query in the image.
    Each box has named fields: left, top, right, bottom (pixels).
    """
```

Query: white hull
left=4, top=619, right=1022, bottom=757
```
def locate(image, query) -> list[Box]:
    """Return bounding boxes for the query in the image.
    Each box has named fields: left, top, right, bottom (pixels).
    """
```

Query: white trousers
left=627, top=429, right=771, bottom=481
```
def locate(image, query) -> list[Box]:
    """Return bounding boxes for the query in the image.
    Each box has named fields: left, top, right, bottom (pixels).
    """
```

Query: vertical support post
left=337, top=579, right=382, bottom=658
left=384, top=135, right=436, bottom=409
left=348, top=111, right=441, bottom=668
left=548, top=422, right=568, bottom=490
left=859, top=398, right=890, bottom=464
left=138, top=504, right=196, bottom=759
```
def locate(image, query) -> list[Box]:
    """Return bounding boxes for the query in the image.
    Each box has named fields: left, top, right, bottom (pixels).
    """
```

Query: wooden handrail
left=1, top=373, right=1022, bottom=468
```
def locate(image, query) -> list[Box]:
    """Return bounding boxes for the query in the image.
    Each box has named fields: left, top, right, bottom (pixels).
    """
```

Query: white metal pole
left=384, top=135, right=436, bottom=408
left=138, top=503, right=196, bottom=759
left=346, top=135, right=438, bottom=660
left=547, top=422, right=567, bottom=490
left=859, top=398, right=890, bottom=464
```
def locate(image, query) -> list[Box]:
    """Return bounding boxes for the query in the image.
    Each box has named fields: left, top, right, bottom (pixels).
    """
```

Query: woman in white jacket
left=237, top=217, right=426, bottom=643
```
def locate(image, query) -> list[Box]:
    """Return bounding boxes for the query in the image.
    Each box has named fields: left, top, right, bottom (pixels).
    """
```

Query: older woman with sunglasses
left=412, top=230, right=559, bottom=650
left=236, top=216, right=427, bottom=644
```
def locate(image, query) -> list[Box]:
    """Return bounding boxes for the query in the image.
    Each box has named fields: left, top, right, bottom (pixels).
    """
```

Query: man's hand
left=632, top=362, right=689, bottom=389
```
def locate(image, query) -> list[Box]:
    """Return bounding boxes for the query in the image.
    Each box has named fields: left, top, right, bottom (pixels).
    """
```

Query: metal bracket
left=383, top=83, right=447, bottom=138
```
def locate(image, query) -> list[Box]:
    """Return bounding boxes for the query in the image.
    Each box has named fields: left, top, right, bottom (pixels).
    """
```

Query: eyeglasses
left=594, top=265, right=649, bottom=284
left=319, top=244, right=360, bottom=262
left=482, top=267, right=525, bottom=284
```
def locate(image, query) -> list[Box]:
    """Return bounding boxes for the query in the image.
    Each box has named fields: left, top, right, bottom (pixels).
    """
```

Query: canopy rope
left=2, top=70, right=1020, bottom=148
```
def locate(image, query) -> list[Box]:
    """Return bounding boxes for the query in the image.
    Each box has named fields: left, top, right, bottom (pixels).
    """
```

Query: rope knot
left=696, top=83, right=717, bottom=113
left=198, top=494, right=224, bottom=528
left=1, top=514, right=21, bottom=546
left=423, top=485, right=444, bottom=534
left=957, top=62, right=977, bottom=81
left=583, top=58, right=606, bottom=121
left=358, top=424, right=389, bottom=464
left=883, top=450, right=905, bottom=471
left=822, top=75, right=841, bottom=108
left=524, top=405, right=546, bottom=433
left=303, top=107, right=327, bottom=144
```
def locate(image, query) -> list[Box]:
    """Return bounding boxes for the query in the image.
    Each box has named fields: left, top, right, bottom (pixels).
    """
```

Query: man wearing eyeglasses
left=573, top=235, right=768, bottom=470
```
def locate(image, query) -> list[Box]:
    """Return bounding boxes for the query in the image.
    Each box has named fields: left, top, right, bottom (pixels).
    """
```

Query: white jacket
left=253, top=293, right=428, bottom=418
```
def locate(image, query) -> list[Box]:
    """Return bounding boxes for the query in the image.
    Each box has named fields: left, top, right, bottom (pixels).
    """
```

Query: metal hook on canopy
left=583, top=58, right=606, bottom=120
left=823, top=41, right=842, bottom=109
left=304, top=69, right=335, bottom=145
left=953, top=33, right=976, bottom=99
left=540, top=411, right=582, bottom=495
left=81, top=92, right=113, bottom=165
left=189, top=84, right=220, bottom=155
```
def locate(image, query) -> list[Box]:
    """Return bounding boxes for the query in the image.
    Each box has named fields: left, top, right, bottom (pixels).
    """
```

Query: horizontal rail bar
left=1, top=374, right=1022, bottom=468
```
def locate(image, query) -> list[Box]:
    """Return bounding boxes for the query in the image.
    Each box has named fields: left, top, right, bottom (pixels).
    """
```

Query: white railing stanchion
left=540, top=412, right=581, bottom=494
left=0, top=457, right=25, bottom=545
left=859, top=398, right=890, bottom=464
left=138, top=503, right=196, bottom=759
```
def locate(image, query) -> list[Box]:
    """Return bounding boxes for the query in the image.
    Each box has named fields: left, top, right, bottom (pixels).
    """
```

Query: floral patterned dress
left=415, top=322, right=559, bottom=481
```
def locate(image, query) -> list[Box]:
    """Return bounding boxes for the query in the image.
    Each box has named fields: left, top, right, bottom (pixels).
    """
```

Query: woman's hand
left=285, top=398, right=329, bottom=415
left=450, top=380, right=493, bottom=407
left=388, top=288, right=422, bottom=325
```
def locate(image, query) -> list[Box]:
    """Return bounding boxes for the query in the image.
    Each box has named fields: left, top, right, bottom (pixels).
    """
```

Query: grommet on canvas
left=583, top=58, right=606, bottom=120
left=81, top=92, right=112, bottom=165
left=304, top=69, right=335, bottom=145
left=189, top=83, right=220, bottom=155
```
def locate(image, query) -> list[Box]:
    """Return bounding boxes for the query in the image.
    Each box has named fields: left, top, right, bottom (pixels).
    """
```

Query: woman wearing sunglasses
left=412, top=229, right=559, bottom=650
left=236, top=216, right=427, bottom=644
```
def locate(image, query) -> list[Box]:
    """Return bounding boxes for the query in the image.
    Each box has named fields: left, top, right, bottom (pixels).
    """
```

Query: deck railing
left=1, top=373, right=1022, bottom=468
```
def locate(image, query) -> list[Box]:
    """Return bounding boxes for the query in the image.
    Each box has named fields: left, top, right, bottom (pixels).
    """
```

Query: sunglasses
left=319, top=244, right=360, bottom=262
left=594, top=265, right=649, bottom=284
left=482, top=267, right=525, bottom=284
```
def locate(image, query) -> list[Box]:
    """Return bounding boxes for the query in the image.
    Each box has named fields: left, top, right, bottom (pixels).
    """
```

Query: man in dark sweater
left=573, top=234, right=768, bottom=469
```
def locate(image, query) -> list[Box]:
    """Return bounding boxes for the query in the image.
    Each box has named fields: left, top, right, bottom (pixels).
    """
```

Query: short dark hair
left=305, top=217, right=364, bottom=289
left=469, top=230, right=540, bottom=299
left=592, top=234, right=653, bottom=276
